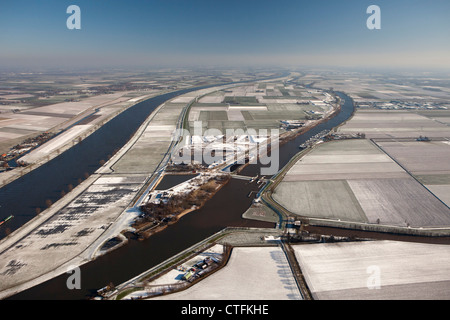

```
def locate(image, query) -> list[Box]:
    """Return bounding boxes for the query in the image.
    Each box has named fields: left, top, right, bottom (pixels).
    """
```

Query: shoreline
left=106, top=227, right=282, bottom=300
left=0, top=74, right=315, bottom=300
left=124, top=94, right=342, bottom=242
left=133, top=175, right=231, bottom=240
left=0, top=92, right=164, bottom=189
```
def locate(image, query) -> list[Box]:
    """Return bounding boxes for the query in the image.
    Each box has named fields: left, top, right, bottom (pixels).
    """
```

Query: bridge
left=230, top=174, right=268, bottom=183
left=230, top=175, right=256, bottom=181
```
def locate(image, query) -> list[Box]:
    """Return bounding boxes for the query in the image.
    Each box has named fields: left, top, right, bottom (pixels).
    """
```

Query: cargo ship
left=0, top=215, right=13, bottom=227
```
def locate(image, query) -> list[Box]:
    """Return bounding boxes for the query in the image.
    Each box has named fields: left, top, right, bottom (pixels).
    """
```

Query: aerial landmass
left=0, top=0, right=449, bottom=307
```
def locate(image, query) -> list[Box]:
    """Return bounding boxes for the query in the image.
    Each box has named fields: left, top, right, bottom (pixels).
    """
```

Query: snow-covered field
left=294, top=241, right=450, bottom=300
left=150, top=246, right=302, bottom=300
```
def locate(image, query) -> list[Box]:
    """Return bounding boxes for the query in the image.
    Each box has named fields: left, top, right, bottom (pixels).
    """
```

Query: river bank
left=133, top=174, right=232, bottom=240
left=0, top=92, right=160, bottom=190
left=0, top=74, right=289, bottom=300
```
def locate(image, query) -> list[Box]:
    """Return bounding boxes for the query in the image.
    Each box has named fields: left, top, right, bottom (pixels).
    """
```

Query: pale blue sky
left=0, top=0, right=449, bottom=70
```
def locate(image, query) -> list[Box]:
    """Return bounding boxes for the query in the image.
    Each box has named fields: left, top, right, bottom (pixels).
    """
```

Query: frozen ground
left=375, top=140, right=450, bottom=207
left=0, top=90, right=197, bottom=298
left=0, top=92, right=154, bottom=187
left=19, top=125, right=92, bottom=163
left=0, top=93, right=129, bottom=149
left=151, top=246, right=302, bottom=300
left=338, top=110, right=450, bottom=139
left=187, top=82, right=335, bottom=134
left=272, top=139, right=450, bottom=228
left=0, top=173, right=144, bottom=299
left=294, top=240, right=450, bottom=300
left=145, top=244, right=224, bottom=288
left=0, top=81, right=278, bottom=299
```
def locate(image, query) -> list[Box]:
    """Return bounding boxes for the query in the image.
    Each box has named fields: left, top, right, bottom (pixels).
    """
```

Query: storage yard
left=0, top=172, right=146, bottom=298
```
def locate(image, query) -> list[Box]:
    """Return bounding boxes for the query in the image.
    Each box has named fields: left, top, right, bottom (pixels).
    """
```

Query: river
left=6, top=88, right=355, bottom=300
left=0, top=89, right=199, bottom=239
left=0, top=73, right=287, bottom=240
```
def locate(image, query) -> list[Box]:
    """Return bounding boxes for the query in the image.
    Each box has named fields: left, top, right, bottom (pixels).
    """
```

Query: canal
left=6, top=90, right=355, bottom=300
left=0, top=73, right=288, bottom=240
left=0, top=89, right=199, bottom=240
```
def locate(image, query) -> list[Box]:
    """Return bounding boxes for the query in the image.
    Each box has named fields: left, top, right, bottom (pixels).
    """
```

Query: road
left=0, top=73, right=291, bottom=300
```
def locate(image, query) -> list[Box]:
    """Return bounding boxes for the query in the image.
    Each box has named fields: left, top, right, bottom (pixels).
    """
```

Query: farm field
left=416, top=110, right=450, bottom=126
left=110, top=102, right=183, bottom=174
left=347, top=178, right=450, bottom=227
left=374, top=140, right=450, bottom=207
left=0, top=82, right=265, bottom=299
left=273, top=180, right=368, bottom=223
left=186, top=82, right=335, bottom=134
left=272, top=139, right=450, bottom=228
left=151, top=246, right=302, bottom=300
left=338, top=110, right=450, bottom=139
left=0, top=93, right=129, bottom=141
left=305, top=70, right=450, bottom=104
left=293, top=241, right=450, bottom=300
left=375, top=140, right=450, bottom=175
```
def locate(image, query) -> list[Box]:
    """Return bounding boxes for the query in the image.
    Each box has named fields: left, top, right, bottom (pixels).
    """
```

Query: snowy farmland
left=272, top=139, right=450, bottom=228
left=375, top=140, right=450, bottom=207
left=186, top=82, right=335, bottom=134
left=338, top=110, right=450, bottom=139
left=293, top=241, right=450, bottom=300
left=151, top=246, right=302, bottom=300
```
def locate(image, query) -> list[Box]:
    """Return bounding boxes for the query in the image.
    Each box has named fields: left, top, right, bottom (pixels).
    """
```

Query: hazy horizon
left=1, top=0, right=449, bottom=72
